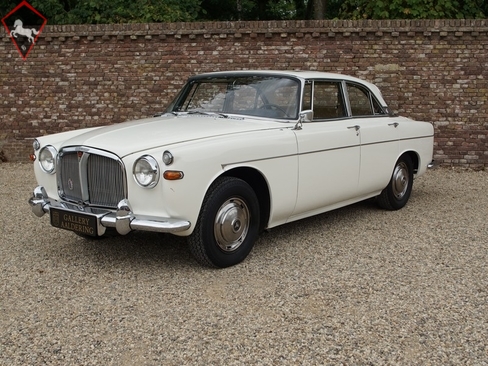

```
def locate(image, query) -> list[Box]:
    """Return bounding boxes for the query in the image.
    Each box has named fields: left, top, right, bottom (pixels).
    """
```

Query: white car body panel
left=357, top=117, right=400, bottom=195
left=291, top=120, right=360, bottom=219
left=58, top=115, right=288, bottom=158
left=122, top=126, right=300, bottom=235
left=29, top=70, right=434, bottom=266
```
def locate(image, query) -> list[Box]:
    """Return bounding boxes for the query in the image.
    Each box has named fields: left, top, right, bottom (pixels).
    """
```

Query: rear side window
left=347, top=83, right=386, bottom=117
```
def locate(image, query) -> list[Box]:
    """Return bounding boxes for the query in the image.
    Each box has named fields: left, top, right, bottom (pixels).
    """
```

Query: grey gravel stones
left=1, top=163, right=487, bottom=365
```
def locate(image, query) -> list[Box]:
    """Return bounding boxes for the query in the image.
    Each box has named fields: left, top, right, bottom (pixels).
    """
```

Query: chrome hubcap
left=392, top=162, right=409, bottom=199
left=214, top=198, right=250, bottom=252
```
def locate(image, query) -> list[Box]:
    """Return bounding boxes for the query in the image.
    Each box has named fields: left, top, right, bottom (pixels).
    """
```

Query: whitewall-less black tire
left=377, top=154, right=414, bottom=210
left=188, top=177, right=260, bottom=268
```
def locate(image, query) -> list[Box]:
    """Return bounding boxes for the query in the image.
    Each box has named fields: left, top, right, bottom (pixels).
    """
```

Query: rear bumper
left=28, top=186, right=191, bottom=236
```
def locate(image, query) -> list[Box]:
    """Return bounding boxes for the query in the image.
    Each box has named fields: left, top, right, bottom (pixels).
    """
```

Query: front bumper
left=28, top=186, right=191, bottom=236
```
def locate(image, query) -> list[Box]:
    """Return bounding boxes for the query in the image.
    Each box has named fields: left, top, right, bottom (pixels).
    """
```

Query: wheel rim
left=214, top=197, right=250, bottom=252
left=392, top=161, right=409, bottom=199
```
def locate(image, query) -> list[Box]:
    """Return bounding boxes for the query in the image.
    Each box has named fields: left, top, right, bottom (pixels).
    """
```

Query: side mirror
left=300, top=110, right=313, bottom=123
left=294, top=110, right=313, bottom=130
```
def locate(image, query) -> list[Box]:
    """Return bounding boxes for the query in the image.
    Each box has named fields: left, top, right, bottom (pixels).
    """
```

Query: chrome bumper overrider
left=28, top=186, right=191, bottom=236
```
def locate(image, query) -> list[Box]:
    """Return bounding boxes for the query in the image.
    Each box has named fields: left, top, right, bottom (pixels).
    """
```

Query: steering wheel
left=259, top=103, right=290, bottom=118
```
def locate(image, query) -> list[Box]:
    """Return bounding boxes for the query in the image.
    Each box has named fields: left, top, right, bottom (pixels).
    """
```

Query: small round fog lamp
left=33, top=139, right=40, bottom=151
left=162, top=151, right=173, bottom=166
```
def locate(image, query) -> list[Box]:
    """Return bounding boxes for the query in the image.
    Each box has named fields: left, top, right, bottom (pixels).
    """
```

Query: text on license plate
left=50, top=207, right=99, bottom=237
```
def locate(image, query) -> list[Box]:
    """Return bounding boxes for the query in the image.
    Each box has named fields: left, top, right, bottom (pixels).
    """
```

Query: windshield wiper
left=154, top=111, right=178, bottom=117
left=187, top=110, right=229, bottom=118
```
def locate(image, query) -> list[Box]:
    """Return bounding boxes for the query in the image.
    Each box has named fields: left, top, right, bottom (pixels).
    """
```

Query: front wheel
left=377, top=155, right=414, bottom=210
left=188, top=177, right=260, bottom=268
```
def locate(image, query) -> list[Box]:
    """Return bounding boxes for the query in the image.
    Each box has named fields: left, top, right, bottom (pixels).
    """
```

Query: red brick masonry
left=1, top=19, right=487, bottom=167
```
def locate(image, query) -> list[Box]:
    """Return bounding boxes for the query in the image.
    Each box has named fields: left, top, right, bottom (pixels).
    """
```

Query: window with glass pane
left=347, top=84, right=373, bottom=116
left=184, top=83, right=228, bottom=112
left=302, top=81, right=312, bottom=111
left=178, top=77, right=299, bottom=119
left=313, top=81, right=346, bottom=120
left=372, top=97, right=386, bottom=115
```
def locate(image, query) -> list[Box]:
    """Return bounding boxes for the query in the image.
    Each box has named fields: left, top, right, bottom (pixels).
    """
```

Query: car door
left=290, top=80, right=361, bottom=220
left=345, top=82, right=400, bottom=195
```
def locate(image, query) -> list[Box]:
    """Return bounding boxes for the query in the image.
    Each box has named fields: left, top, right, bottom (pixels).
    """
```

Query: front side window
left=312, top=81, right=346, bottom=120
left=171, top=76, right=300, bottom=120
left=302, top=81, right=312, bottom=111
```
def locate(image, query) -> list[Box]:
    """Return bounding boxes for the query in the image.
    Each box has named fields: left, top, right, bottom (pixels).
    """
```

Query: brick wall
left=1, top=19, right=487, bottom=167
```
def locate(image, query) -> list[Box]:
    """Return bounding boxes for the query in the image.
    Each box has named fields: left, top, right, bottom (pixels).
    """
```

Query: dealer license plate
left=50, top=207, right=99, bottom=237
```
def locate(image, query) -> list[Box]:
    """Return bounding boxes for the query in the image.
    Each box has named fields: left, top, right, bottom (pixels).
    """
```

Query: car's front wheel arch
left=222, top=167, right=270, bottom=233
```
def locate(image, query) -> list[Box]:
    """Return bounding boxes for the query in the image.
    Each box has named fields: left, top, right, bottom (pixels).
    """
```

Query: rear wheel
left=188, top=177, right=260, bottom=268
left=377, top=154, right=414, bottom=210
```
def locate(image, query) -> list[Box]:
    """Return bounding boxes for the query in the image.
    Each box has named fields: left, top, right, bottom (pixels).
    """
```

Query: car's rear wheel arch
left=401, top=150, right=419, bottom=174
left=222, top=167, right=270, bottom=232
left=377, top=153, right=415, bottom=210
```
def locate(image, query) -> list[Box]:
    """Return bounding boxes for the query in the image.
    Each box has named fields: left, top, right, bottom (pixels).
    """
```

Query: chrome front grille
left=87, top=154, right=126, bottom=207
left=58, top=148, right=126, bottom=208
left=59, top=152, right=82, bottom=202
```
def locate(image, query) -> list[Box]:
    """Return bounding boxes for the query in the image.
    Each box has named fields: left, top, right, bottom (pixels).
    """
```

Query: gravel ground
left=1, top=163, right=487, bottom=365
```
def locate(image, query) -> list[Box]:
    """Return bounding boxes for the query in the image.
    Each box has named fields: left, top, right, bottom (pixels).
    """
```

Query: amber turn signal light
left=29, top=154, right=36, bottom=162
left=163, top=170, right=184, bottom=180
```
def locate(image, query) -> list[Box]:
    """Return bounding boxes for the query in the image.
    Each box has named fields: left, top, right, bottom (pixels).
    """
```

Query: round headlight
left=39, top=145, right=57, bottom=174
left=133, top=155, right=160, bottom=188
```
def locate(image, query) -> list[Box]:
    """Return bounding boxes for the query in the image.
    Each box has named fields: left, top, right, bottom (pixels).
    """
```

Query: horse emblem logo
left=1, top=1, right=47, bottom=60
left=11, top=19, right=39, bottom=44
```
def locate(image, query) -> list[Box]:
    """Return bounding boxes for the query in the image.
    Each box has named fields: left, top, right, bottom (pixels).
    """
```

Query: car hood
left=60, top=114, right=290, bottom=157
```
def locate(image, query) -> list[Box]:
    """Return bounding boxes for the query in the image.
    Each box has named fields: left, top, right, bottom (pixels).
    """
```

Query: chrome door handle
left=348, top=125, right=360, bottom=135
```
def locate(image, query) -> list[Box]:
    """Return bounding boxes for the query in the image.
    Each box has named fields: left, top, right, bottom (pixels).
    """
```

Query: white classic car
left=29, top=70, right=434, bottom=267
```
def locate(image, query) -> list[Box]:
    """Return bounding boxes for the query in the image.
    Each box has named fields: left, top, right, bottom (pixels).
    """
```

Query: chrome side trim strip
left=222, top=134, right=434, bottom=168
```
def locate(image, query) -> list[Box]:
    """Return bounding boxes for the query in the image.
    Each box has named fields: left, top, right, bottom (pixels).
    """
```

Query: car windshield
left=169, top=76, right=300, bottom=120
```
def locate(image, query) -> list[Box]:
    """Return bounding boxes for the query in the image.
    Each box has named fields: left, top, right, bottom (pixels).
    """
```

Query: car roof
left=194, top=70, right=361, bottom=83
left=191, top=70, right=387, bottom=107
